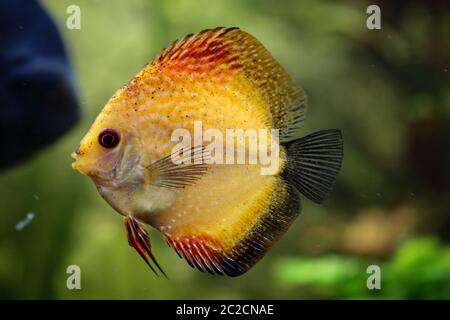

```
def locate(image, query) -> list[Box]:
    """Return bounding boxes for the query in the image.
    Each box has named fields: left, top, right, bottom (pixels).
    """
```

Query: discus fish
left=71, top=27, right=343, bottom=277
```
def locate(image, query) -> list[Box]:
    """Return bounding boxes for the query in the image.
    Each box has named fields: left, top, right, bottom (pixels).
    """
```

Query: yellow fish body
left=72, top=27, right=343, bottom=276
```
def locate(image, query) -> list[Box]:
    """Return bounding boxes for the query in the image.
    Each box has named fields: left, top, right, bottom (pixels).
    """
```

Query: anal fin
left=163, top=178, right=301, bottom=277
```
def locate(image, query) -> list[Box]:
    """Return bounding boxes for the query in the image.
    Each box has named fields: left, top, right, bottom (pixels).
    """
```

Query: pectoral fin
left=147, top=145, right=209, bottom=189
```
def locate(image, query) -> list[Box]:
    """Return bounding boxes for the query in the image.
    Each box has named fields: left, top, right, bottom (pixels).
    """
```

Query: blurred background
left=0, top=0, right=449, bottom=299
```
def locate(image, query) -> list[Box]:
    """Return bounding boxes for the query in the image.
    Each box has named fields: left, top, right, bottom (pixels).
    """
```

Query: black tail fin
left=282, top=129, right=343, bottom=204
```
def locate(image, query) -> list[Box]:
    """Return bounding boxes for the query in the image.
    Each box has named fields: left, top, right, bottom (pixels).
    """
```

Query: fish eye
left=98, top=129, right=120, bottom=149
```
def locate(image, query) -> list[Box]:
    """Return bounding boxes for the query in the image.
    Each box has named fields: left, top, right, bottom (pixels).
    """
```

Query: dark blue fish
left=0, top=0, right=80, bottom=169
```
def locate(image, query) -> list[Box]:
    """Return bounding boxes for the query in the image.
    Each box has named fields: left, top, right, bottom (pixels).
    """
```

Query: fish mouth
left=71, top=147, right=84, bottom=159
left=72, top=158, right=109, bottom=183
left=71, top=143, right=139, bottom=189
left=71, top=148, right=127, bottom=186
left=71, top=157, right=91, bottom=175
left=71, top=150, right=82, bottom=170
left=71, top=159, right=83, bottom=172
left=71, top=148, right=83, bottom=168
left=71, top=149, right=96, bottom=176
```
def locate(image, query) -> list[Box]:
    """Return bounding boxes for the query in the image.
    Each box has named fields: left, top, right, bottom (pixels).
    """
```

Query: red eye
left=98, top=129, right=120, bottom=148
